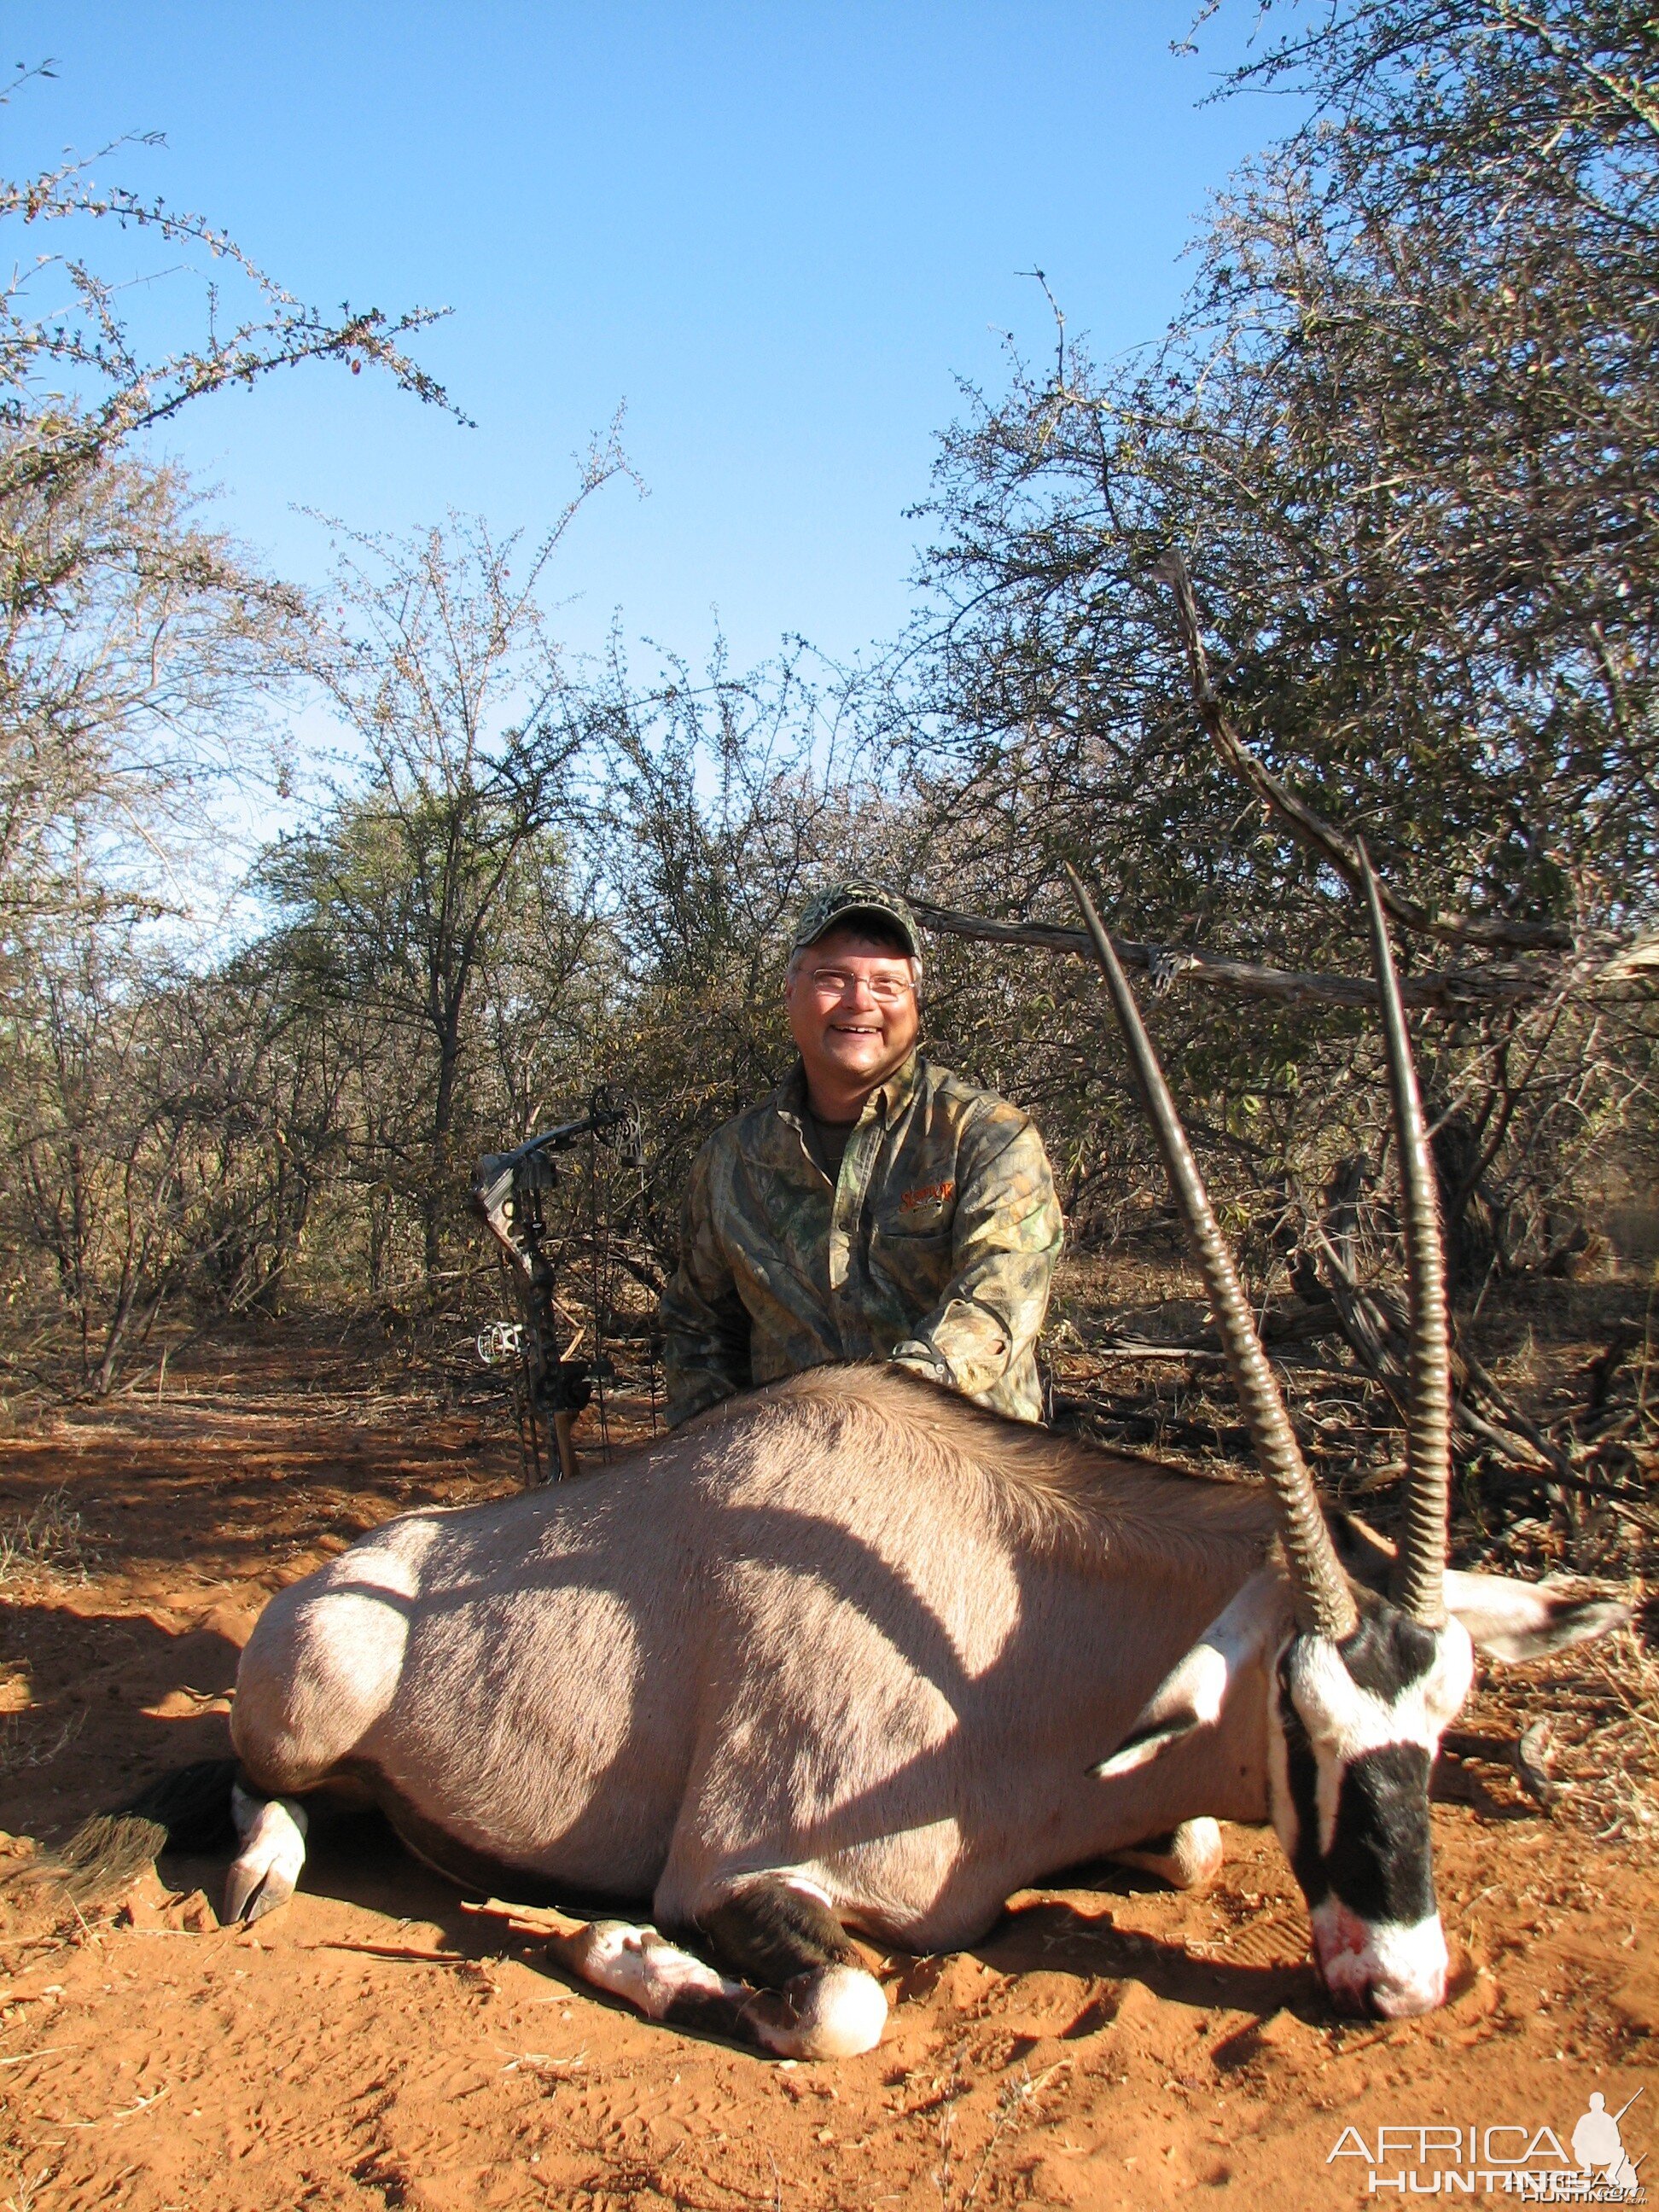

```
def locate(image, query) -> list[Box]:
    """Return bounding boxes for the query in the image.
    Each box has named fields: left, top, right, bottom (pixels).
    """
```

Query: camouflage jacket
left=660, top=1052, right=1062, bottom=1426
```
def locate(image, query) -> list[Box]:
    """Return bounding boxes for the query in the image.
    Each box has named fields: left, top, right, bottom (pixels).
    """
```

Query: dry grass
left=0, top=1485, right=93, bottom=1586
left=1523, top=1624, right=1659, bottom=1854
left=0, top=1709, right=85, bottom=1783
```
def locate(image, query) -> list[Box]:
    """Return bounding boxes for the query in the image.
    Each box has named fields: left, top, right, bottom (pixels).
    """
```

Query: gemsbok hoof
left=224, top=1787, right=307, bottom=1924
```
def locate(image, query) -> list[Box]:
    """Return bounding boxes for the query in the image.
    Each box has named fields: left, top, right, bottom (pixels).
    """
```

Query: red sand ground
left=1, top=1347, right=1654, bottom=2211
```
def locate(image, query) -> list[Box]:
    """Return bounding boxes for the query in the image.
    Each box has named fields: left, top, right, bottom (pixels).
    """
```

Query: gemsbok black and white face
left=1269, top=1592, right=1474, bottom=2016
left=1096, top=1516, right=1623, bottom=2017
left=1068, top=857, right=1627, bottom=2021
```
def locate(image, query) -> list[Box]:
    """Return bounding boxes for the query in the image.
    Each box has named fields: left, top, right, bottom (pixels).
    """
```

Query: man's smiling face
left=784, top=924, right=920, bottom=1115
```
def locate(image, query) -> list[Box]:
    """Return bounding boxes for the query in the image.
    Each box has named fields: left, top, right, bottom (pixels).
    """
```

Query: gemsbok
left=110, top=861, right=1625, bottom=2058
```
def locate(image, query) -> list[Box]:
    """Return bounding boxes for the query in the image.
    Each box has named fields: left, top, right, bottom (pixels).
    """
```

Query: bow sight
left=471, top=1086, right=644, bottom=1482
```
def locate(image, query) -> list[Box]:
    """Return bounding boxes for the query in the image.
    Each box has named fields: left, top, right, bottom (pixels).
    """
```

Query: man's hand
left=889, top=1341, right=953, bottom=1387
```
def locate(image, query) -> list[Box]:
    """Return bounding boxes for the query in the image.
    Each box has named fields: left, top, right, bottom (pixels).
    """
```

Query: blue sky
left=9, top=4, right=1288, bottom=676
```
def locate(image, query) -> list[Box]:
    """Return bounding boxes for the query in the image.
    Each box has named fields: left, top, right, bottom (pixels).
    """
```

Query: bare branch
left=1161, top=556, right=1575, bottom=954
left=909, top=895, right=1621, bottom=1016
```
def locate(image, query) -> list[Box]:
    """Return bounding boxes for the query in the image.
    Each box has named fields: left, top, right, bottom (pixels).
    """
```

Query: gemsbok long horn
left=1356, top=846, right=1451, bottom=1627
left=1066, top=864, right=1358, bottom=1643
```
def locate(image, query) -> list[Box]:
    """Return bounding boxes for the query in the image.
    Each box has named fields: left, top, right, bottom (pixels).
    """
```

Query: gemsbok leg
left=549, top=1875, right=887, bottom=2059
left=1108, top=1816, right=1224, bottom=1890
left=221, top=1532, right=417, bottom=1922
left=701, top=1874, right=888, bottom=2053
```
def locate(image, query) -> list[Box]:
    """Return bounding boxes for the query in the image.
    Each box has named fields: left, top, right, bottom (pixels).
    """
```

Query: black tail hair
left=30, top=1758, right=242, bottom=1904
left=117, top=1757, right=242, bottom=1852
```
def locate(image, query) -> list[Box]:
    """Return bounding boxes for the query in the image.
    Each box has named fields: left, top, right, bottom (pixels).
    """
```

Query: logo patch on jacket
left=900, top=1178, right=956, bottom=1214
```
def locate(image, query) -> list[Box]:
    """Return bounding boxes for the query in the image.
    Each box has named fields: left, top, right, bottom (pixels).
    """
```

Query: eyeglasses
left=806, top=966, right=914, bottom=1005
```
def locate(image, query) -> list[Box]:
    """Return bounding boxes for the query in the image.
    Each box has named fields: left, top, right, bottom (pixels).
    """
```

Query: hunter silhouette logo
left=1325, top=2084, right=1646, bottom=2199
left=1573, top=2093, right=1645, bottom=2201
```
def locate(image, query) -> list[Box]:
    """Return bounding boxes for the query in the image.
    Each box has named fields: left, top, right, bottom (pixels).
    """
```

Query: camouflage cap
left=790, top=878, right=921, bottom=958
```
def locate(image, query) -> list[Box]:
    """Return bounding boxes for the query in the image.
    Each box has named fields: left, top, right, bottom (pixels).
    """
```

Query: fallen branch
left=460, top=1895, right=589, bottom=1942
left=1088, top=1339, right=1224, bottom=1363
left=315, top=1941, right=470, bottom=1964
left=1080, top=1307, right=1339, bottom=1362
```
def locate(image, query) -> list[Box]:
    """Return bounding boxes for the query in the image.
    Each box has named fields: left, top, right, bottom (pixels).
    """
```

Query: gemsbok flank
left=103, top=859, right=1624, bottom=2059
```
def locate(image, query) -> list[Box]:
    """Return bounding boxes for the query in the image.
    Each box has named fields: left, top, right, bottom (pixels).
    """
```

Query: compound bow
left=470, top=1087, right=644, bottom=1482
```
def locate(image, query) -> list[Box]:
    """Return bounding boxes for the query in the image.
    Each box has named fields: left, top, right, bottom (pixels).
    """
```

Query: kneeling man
left=661, top=880, right=1063, bottom=1426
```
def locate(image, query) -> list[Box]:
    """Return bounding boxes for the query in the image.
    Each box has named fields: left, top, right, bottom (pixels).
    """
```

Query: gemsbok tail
left=30, top=1757, right=242, bottom=1905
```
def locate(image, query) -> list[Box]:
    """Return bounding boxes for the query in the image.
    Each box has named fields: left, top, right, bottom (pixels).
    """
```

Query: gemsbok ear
left=1334, top=1514, right=1627, bottom=1662
left=1092, top=1569, right=1289, bottom=1779
left=1444, top=1572, right=1629, bottom=1664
